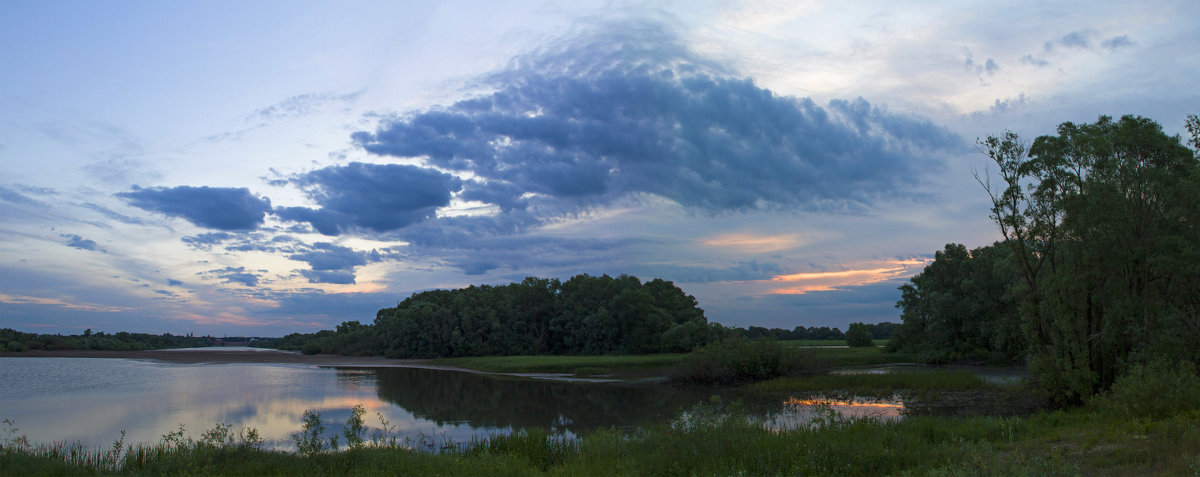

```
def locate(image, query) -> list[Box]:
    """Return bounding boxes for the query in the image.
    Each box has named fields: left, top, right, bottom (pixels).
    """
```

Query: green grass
left=432, top=346, right=915, bottom=379
left=431, top=354, right=688, bottom=377
left=5, top=405, right=1199, bottom=476
left=755, top=369, right=998, bottom=394
left=804, top=346, right=919, bottom=367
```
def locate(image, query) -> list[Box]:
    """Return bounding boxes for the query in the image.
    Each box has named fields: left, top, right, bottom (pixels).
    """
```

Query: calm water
left=0, top=352, right=922, bottom=451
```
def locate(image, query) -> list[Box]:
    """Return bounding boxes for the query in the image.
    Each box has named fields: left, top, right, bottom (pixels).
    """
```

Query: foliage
left=4, top=397, right=1200, bottom=476
left=1091, top=359, right=1200, bottom=419
left=292, top=410, right=327, bottom=456
left=733, top=322, right=899, bottom=341
left=0, top=328, right=214, bottom=352
left=432, top=353, right=687, bottom=376
left=844, top=323, right=875, bottom=347
left=976, top=115, right=1200, bottom=403
left=889, top=242, right=1023, bottom=364
left=262, top=274, right=715, bottom=359
left=668, top=337, right=820, bottom=384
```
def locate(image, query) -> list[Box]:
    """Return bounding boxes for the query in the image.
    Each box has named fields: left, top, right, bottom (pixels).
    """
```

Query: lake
left=0, top=351, right=915, bottom=452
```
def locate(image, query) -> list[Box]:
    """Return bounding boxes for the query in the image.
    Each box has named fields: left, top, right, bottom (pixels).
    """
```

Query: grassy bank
left=433, top=341, right=916, bottom=379
left=4, top=404, right=1198, bottom=476
left=805, top=346, right=919, bottom=367
left=431, top=353, right=688, bottom=378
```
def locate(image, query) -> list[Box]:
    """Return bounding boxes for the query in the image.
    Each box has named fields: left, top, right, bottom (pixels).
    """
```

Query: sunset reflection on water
left=764, top=396, right=905, bottom=431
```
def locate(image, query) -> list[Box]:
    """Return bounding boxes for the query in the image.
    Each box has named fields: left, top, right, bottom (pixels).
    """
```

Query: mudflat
left=0, top=348, right=428, bottom=367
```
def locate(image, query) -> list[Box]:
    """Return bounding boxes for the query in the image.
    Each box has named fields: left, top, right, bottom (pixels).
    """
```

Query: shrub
left=1091, top=359, right=1200, bottom=419
left=300, top=343, right=321, bottom=355
left=669, top=338, right=821, bottom=385
left=846, top=323, right=874, bottom=348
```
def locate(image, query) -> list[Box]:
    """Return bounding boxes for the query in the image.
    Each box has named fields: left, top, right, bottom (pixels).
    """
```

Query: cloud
left=80, top=202, right=149, bottom=226
left=1100, top=34, right=1134, bottom=50
left=0, top=185, right=46, bottom=206
left=963, top=50, right=1000, bottom=78
left=181, top=232, right=236, bottom=249
left=275, top=162, right=462, bottom=235
left=252, top=92, right=361, bottom=121
left=352, top=21, right=961, bottom=221
left=117, top=186, right=272, bottom=231
left=289, top=242, right=376, bottom=270
left=299, top=269, right=357, bottom=284
left=199, top=266, right=262, bottom=287
left=1058, top=30, right=1091, bottom=49
left=61, top=233, right=100, bottom=251
left=167, top=279, right=183, bottom=286
left=1019, top=54, right=1049, bottom=67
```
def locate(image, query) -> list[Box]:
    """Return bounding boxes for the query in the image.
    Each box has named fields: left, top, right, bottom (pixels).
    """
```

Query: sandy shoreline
left=0, top=348, right=435, bottom=367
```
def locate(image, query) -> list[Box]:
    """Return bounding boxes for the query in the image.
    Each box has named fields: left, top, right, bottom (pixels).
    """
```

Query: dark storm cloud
left=117, top=186, right=271, bottom=231
left=275, top=162, right=462, bottom=235
left=200, top=266, right=262, bottom=287
left=352, top=22, right=961, bottom=219
left=61, top=233, right=99, bottom=251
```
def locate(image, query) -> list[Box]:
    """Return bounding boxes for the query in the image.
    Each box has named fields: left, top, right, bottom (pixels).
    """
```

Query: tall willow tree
left=980, top=115, right=1200, bottom=403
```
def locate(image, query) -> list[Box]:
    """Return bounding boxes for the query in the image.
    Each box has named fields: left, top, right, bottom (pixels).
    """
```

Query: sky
left=2, top=1, right=1198, bottom=336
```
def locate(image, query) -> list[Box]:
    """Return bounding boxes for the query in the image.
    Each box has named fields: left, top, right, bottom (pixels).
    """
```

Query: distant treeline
left=0, top=328, right=214, bottom=352
left=259, top=275, right=719, bottom=358
left=732, top=323, right=897, bottom=342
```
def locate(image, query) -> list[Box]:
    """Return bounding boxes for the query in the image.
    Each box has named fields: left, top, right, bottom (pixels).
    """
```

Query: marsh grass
left=4, top=391, right=1200, bottom=475
left=805, top=346, right=921, bottom=367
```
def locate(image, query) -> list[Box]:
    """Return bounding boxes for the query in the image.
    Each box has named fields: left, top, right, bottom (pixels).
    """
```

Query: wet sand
left=0, top=348, right=430, bottom=367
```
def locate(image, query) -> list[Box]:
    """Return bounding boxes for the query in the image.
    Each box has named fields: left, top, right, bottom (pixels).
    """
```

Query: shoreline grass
left=431, top=353, right=688, bottom=378
left=4, top=403, right=1198, bottom=476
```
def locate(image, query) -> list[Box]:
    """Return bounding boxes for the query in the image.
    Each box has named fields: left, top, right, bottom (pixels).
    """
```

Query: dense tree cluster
left=264, top=275, right=716, bottom=358
left=893, top=115, right=1200, bottom=403
left=888, top=243, right=1023, bottom=363
left=0, top=328, right=213, bottom=352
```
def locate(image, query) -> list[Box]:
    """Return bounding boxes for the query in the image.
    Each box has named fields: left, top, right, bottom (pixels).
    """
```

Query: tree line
left=0, top=328, right=215, bottom=352
left=734, top=323, right=897, bottom=342
left=890, top=114, right=1200, bottom=403
left=260, top=274, right=718, bottom=358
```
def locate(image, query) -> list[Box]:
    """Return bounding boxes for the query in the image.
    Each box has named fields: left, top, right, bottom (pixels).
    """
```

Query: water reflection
left=5, top=357, right=1015, bottom=454
left=365, top=366, right=718, bottom=434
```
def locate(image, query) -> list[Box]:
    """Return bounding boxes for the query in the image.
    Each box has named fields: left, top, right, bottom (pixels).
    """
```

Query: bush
left=300, top=343, right=321, bottom=355
left=669, top=338, right=822, bottom=385
left=846, top=323, right=874, bottom=348
left=1092, top=359, right=1200, bottom=419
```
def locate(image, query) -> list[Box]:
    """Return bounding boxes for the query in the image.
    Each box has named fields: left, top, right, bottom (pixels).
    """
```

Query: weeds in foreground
left=4, top=394, right=1200, bottom=476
